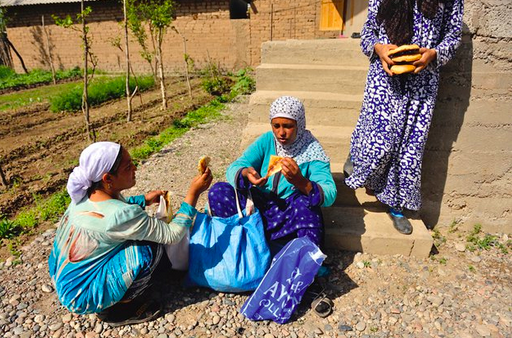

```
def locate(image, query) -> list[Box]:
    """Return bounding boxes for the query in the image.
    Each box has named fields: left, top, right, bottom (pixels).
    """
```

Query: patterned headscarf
left=269, top=96, right=330, bottom=165
left=67, top=142, right=121, bottom=204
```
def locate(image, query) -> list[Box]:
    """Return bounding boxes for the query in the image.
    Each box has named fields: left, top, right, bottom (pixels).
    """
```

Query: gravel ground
left=1, top=97, right=511, bottom=338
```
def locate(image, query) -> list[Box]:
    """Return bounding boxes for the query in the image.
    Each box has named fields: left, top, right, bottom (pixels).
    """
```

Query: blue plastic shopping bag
left=240, top=237, right=326, bottom=324
left=185, top=190, right=271, bottom=292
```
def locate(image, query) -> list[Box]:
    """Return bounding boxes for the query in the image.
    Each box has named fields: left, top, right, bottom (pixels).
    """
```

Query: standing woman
left=345, top=0, right=464, bottom=234
left=48, top=142, right=212, bottom=325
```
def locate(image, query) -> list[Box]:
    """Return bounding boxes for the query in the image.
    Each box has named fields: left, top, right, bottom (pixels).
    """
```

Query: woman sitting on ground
left=48, top=142, right=212, bottom=326
left=208, top=96, right=337, bottom=249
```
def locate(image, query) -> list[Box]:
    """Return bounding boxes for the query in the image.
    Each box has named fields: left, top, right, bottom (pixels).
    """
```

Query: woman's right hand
left=185, top=168, right=213, bottom=207
left=374, top=43, right=398, bottom=76
left=242, top=167, right=268, bottom=187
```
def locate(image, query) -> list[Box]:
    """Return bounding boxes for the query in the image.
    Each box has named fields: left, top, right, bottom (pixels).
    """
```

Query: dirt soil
left=0, top=76, right=213, bottom=259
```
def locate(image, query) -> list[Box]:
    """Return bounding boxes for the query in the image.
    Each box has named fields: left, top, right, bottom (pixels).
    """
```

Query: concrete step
left=249, top=90, right=363, bottom=109
left=322, top=206, right=433, bottom=257
left=256, top=64, right=368, bottom=94
left=248, top=90, right=362, bottom=127
left=240, top=123, right=352, bottom=163
left=261, top=39, right=368, bottom=66
left=325, top=162, right=433, bottom=257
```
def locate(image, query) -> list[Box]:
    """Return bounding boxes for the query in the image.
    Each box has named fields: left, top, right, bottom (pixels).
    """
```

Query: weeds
left=466, top=224, right=509, bottom=254
left=432, top=228, right=446, bottom=248
left=0, top=190, right=70, bottom=240
left=50, top=75, right=154, bottom=112
left=131, top=99, right=224, bottom=163
left=0, top=66, right=81, bottom=90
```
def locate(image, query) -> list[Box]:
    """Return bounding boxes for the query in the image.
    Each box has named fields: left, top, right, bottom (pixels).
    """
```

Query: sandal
left=97, top=299, right=162, bottom=327
left=311, top=294, right=334, bottom=318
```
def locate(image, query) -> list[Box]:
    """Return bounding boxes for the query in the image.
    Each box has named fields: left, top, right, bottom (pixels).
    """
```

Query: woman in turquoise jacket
left=208, top=96, right=337, bottom=248
left=48, top=142, right=212, bottom=326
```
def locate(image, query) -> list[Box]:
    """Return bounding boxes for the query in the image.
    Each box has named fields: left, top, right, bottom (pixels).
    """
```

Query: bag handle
left=235, top=189, right=255, bottom=219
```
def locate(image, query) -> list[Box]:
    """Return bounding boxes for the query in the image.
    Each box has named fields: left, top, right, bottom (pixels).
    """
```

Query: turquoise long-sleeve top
left=48, top=195, right=196, bottom=314
left=226, top=132, right=337, bottom=207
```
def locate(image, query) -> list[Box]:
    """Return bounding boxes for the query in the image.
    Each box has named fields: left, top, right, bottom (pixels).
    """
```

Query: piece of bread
left=392, top=53, right=422, bottom=63
left=390, top=64, right=416, bottom=75
left=163, top=191, right=173, bottom=223
left=388, top=44, right=420, bottom=57
left=266, top=155, right=284, bottom=178
left=197, top=156, right=211, bottom=174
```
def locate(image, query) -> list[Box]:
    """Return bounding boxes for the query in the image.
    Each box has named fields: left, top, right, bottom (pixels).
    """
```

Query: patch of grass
left=0, top=67, right=82, bottom=90
left=466, top=224, right=509, bottom=254
left=131, top=99, right=225, bottom=163
left=432, top=228, right=446, bottom=248
left=0, top=189, right=70, bottom=240
left=0, top=217, right=18, bottom=239
left=448, top=219, right=459, bottom=233
left=468, top=265, right=475, bottom=273
left=0, top=81, right=81, bottom=111
left=50, top=75, right=155, bottom=112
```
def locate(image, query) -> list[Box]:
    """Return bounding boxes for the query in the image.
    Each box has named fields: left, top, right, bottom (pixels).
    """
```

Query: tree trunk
left=157, top=29, right=167, bottom=110
left=42, top=15, right=56, bottom=85
left=6, top=38, right=28, bottom=73
left=123, top=0, right=133, bottom=121
left=81, top=0, right=95, bottom=142
left=0, top=32, right=13, bottom=68
left=173, top=26, right=192, bottom=99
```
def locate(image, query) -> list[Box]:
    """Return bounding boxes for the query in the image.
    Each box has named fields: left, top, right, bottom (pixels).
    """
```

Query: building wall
left=6, top=0, right=344, bottom=73
left=422, top=0, right=512, bottom=232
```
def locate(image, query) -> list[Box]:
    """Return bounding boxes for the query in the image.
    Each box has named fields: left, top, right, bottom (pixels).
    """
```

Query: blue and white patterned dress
left=345, top=0, right=464, bottom=211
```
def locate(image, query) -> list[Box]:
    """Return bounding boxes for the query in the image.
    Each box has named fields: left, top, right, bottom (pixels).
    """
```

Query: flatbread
left=266, top=155, right=284, bottom=178
left=387, top=44, right=420, bottom=57
left=390, top=64, right=416, bottom=75
left=392, top=53, right=422, bottom=63
left=197, top=156, right=211, bottom=174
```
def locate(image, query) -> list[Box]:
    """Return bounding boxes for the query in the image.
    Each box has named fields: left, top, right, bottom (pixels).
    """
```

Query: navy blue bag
left=185, top=190, right=271, bottom=292
left=240, top=237, right=326, bottom=324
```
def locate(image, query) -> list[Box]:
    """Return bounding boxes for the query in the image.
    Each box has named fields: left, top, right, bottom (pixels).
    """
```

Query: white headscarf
left=269, top=96, right=330, bottom=165
left=67, top=142, right=121, bottom=204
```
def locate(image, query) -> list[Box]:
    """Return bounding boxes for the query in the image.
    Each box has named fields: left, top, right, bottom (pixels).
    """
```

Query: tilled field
left=0, top=77, right=212, bottom=220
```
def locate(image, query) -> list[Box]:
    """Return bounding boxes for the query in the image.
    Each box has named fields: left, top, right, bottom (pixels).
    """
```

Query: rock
left=338, top=324, right=353, bottom=332
left=455, top=243, right=466, bottom=252
left=355, top=322, right=366, bottom=331
left=41, top=284, right=54, bottom=293
left=471, top=256, right=482, bottom=263
left=475, top=324, right=491, bottom=336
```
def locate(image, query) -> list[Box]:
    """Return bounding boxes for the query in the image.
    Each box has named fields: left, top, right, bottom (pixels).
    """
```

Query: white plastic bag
left=156, top=194, right=190, bottom=271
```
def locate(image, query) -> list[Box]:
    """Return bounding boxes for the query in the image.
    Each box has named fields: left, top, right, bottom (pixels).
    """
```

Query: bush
left=50, top=75, right=155, bottom=112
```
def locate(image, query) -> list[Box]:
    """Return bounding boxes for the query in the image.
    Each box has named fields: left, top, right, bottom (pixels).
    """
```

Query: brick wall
left=6, top=0, right=342, bottom=73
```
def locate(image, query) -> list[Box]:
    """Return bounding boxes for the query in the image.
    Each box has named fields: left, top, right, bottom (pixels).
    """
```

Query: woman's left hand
left=144, top=190, right=165, bottom=206
left=413, top=48, right=437, bottom=73
left=281, top=158, right=313, bottom=195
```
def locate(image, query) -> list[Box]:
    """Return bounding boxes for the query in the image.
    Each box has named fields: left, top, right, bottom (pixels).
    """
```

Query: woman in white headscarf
left=48, top=142, right=212, bottom=326
left=208, top=96, right=337, bottom=248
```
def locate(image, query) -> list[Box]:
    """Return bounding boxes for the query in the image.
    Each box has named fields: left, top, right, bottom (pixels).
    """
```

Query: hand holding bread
left=381, top=44, right=437, bottom=75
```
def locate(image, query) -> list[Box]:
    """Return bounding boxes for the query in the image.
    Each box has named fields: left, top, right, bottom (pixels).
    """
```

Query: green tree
left=53, top=3, right=97, bottom=141
left=126, top=0, right=175, bottom=110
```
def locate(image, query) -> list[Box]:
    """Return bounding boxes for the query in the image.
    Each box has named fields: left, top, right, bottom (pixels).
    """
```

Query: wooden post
left=270, top=3, right=273, bottom=41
